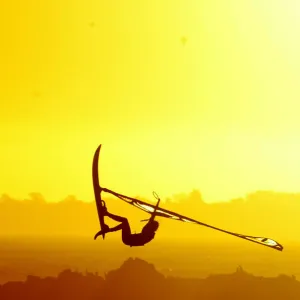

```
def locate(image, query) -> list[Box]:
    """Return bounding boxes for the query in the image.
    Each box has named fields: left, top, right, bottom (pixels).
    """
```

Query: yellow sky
left=1, top=0, right=300, bottom=203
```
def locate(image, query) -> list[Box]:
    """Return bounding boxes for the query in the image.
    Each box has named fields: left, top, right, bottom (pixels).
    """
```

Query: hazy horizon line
left=2, top=188, right=300, bottom=204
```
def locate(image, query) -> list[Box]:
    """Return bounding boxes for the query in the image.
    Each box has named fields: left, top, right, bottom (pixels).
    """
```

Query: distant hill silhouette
left=0, top=190, right=297, bottom=241
left=0, top=257, right=299, bottom=300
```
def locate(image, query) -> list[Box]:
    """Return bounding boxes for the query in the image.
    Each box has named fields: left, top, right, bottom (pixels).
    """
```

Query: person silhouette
left=94, top=206, right=159, bottom=247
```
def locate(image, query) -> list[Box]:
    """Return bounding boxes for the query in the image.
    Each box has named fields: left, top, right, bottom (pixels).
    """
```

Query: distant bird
left=32, top=91, right=41, bottom=98
left=89, top=21, right=95, bottom=28
left=181, top=36, right=187, bottom=46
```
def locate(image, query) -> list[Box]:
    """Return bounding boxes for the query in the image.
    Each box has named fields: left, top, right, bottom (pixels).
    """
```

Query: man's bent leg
left=108, top=215, right=131, bottom=237
left=94, top=223, right=123, bottom=240
left=106, top=212, right=128, bottom=223
left=109, top=223, right=123, bottom=232
left=94, top=211, right=132, bottom=243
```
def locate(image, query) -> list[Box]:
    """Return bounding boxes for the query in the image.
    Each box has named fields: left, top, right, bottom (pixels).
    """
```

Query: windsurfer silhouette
left=92, top=145, right=284, bottom=251
left=94, top=206, right=159, bottom=247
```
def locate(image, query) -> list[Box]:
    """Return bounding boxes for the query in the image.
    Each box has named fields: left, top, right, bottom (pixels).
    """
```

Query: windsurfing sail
left=93, top=144, right=284, bottom=252
left=101, top=187, right=283, bottom=251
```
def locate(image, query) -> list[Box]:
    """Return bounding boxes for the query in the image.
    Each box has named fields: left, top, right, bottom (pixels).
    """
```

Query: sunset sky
left=1, top=0, right=300, bottom=203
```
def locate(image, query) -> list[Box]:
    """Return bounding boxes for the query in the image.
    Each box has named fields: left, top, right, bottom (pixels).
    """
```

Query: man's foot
left=94, top=224, right=110, bottom=240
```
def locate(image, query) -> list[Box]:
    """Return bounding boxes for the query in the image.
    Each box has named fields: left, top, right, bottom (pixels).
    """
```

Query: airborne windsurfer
left=94, top=206, right=159, bottom=247
left=92, top=144, right=283, bottom=252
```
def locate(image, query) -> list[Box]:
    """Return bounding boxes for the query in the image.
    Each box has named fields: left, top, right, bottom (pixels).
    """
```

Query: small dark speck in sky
left=181, top=36, right=188, bottom=46
left=32, top=91, right=41, bottom=98
left=89, top=21, right=96, bottom=28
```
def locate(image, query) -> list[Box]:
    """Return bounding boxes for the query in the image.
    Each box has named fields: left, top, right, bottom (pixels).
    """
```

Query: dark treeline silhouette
left=0, top=258, right=299, bottom=300
left=0, top=190, right=298, bottom=239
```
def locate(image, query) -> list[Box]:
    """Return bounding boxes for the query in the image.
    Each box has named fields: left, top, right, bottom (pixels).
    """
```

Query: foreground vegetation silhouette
left=0, top=258, right=298, bottom=300
left=0, top=190, right=297, bottom=240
